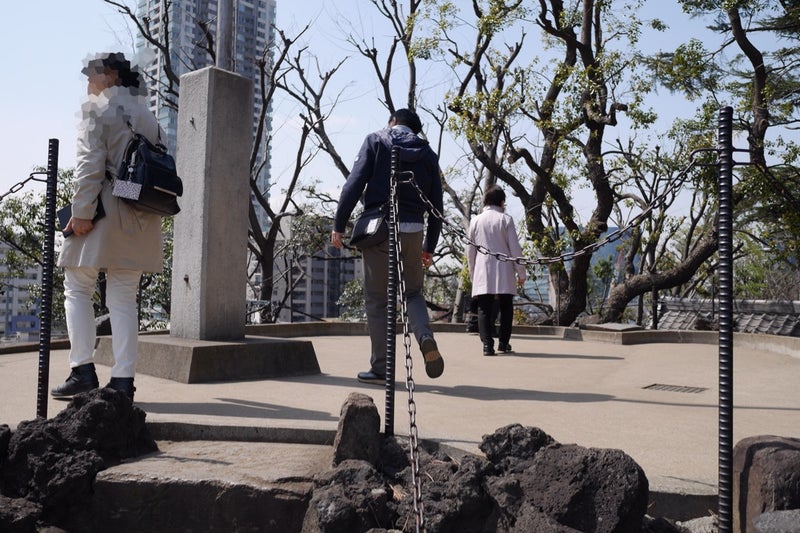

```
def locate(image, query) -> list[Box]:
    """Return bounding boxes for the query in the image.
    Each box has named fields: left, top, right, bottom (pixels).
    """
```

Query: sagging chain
left=389, top=177, right=425, bottom=533
left=390, top=166, right=426, bottom=532
left=386, top=156, right=700, bottom=533
left=0, top=172, right=48, bottom=204
left=402, top=159, right=699, bottom=267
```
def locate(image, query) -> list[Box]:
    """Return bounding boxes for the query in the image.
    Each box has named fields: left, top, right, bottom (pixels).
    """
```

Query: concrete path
left=2, top=330, right=799, bottom=504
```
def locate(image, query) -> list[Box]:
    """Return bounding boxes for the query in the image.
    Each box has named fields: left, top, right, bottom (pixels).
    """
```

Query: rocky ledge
left=2, top=390, right=798, bottom=532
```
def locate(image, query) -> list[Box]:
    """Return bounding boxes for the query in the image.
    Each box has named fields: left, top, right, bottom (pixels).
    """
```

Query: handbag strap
left=127, top=120, right=164, bottom=143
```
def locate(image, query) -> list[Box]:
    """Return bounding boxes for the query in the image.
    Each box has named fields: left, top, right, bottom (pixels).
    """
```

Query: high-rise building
left=0, top=243, right=41, bottom=339
left=135, top=0, right=276, bottom=231
left=271, top=216, right=362, bottom=323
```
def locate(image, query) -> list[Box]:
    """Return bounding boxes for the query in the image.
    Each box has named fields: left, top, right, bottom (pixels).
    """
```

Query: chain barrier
left=388, top=153, right=426, bottom=532
left=0, top=172, right=48, bottom=205
left=403, top=158, right=702, bottom=266
left=383, top=152, right=709, bottom=532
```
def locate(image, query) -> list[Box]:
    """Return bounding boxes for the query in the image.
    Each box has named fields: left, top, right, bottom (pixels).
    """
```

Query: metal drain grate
left=643, top=383, right=708, bottom=394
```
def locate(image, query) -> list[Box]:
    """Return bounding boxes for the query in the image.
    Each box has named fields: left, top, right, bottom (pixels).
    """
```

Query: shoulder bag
left=349, top=203, right=389, bottom=249
left=112, top=122, right=183, bottom=216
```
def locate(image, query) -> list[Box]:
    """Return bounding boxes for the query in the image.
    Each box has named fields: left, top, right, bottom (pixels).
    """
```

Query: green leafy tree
left=587, top=256, right=615, bottom=316
left=432, top=0, right=668, bottom=325
left=337, top=279, right=366, bottom=321
left=0, top=169, right=74, bottom=331
left=602, top=0, right=800, bottom=320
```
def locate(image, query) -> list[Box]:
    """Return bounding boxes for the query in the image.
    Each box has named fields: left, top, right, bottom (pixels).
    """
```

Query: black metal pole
left=717, top=106, right=734, bottom=533
left=651, top=287, right=658, bottom=330
left=37, top=139, right=59, bottom=419
left=384, top=146, right=400, bottom=437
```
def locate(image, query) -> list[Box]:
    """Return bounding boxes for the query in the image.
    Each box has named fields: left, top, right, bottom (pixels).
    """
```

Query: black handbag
left=112, top=123, right=183, bottom=216
left=349, top=203, right=389, bottom=249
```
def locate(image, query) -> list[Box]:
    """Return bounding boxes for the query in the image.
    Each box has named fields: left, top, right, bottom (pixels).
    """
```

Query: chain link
left=0, top=172, right=48, bottom=204
left=403, top=159, right=699, bottom=267
left=391, top=168, right=426, bottom=532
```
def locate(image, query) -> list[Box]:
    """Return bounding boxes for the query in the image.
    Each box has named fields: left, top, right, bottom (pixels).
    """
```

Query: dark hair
left=483, top=185, right=506, bottom=207
left=391, top=108, right=423, bottom=134
left=82, top=52, right=140, bottom=89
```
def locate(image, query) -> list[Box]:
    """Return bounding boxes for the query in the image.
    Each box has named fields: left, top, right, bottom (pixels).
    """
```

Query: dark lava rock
left=302, top=459, right=394, bottom=532
left=734, top=435, right=800, bottom=533
left=481, top=425, right=649, bottom=533
left=0, top=388, right=157, bottom=531
left=0, top=494, right=42, bottom=533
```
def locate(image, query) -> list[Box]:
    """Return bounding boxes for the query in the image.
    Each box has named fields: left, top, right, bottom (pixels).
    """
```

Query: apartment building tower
left=0, top=243, right=41, bottom=339
left=271, top=216, right=362, bottom=323
left=135, top=0, right=277, bottom=231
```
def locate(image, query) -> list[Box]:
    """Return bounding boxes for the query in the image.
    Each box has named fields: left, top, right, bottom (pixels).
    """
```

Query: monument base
left=95, top=335, right=321, bottom=383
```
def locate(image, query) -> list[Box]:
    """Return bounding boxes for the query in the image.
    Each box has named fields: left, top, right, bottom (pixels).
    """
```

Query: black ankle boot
left=105, top=377, right=135, bottom=402
left=51, top=363, right=99, bottom=398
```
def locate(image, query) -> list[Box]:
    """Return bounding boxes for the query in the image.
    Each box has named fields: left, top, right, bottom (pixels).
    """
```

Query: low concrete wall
left=3, top=323, right=798, bottom=361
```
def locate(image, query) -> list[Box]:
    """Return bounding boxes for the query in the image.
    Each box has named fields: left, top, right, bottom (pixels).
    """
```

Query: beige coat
left=467, top=205, right=527, bottom=296
left=58, top=86, right=164, bottom=272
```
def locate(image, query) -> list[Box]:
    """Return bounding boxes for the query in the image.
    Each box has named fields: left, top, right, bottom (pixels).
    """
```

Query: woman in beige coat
left=52, top=53, right=163, bottom=401
left=467, top=186, right=527, bottom=355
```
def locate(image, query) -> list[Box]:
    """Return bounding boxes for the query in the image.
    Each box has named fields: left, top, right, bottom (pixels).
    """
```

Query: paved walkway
left=2, top=330, right=799, bottom=499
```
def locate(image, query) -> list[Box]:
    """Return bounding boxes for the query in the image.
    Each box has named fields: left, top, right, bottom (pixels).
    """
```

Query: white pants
left=64, top=267, right=142, bottom=378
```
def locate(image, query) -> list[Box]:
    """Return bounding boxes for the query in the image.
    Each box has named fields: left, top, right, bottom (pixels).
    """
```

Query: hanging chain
left=390, top=168, right=426, bottom=533
left=386, top=157, right=700, bottom=532
left=0, top=172, right=48, bottom=204
left=379, top=150, right=714, bottom=532
left=403, top=159, right=700, bottom=267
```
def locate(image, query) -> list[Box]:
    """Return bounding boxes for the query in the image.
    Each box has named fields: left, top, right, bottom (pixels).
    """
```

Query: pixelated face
left=87, top=67, right=120, bottom=95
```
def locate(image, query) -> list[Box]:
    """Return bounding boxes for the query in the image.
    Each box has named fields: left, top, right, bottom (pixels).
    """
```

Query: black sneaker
left=420, top=336, right=444, bottom=378
left=483, top=344, right=496, bottom=356
left=357, top=371, right=386, bottom=385
left=51, top=363, right=99, bottom=398
left=498, top=342, right=513, bottom=353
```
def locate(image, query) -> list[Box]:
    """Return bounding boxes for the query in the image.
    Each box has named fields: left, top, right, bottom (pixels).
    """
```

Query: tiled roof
left=655, top=297, right=800, bottom=337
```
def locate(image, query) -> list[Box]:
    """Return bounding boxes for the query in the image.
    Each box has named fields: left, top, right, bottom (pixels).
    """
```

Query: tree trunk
left=604, top=234, right=718, bottom=323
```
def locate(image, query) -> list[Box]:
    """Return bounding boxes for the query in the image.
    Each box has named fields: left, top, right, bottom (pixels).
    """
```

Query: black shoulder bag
left=112, top=122, right=183, bottom=216
left=349, top=203, right=389, bottom=249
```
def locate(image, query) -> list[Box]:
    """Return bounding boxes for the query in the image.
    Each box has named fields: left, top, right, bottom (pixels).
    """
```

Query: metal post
left=651, top=287, right=658, bottom=330
left=3, top=283, right=10, bottom=338
left=37, top=139, right=58, bottom=419
left=216, top=0, right=234, bottom=70
left=384, top=146, right=400, bottom=437
left=555, top=276, right=560, bottom=327
left=288, top=255, right=293, bottom=323
left=717, top=106, right=735, bottom=533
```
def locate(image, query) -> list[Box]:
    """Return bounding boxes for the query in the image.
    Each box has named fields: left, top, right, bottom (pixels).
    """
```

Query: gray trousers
left=362, top=231, right=432, bottom=374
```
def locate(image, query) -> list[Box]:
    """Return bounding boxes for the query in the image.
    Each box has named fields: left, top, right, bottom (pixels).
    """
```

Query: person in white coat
left=467, top=186, right=527, bottom=355
left=51, top=53, right=163, bottom=401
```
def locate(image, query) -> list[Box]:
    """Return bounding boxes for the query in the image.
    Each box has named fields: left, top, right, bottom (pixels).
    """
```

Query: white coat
left=58, top=86, right=163, bottom=272
left=467, top=205, right=527, bottom=296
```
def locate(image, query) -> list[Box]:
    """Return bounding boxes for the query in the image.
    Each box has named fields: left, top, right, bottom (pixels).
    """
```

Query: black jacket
left=334, top=126, right=444, bottom=253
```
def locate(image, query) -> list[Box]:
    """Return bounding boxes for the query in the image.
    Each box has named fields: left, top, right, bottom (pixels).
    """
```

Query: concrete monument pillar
left=171, top=66, right=252, bottom=341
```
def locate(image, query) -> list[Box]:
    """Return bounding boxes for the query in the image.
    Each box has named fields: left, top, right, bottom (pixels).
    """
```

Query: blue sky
left=0, top=0, right=325, bottom=195
left=1, top=1, right=125, bottom=194
left=1, top=0, right=717, bottom=210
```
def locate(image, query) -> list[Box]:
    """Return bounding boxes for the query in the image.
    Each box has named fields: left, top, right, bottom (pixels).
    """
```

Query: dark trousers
left=476, top=293, right=513, bottom=348
left=362, top=231, right=431, bottom=374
